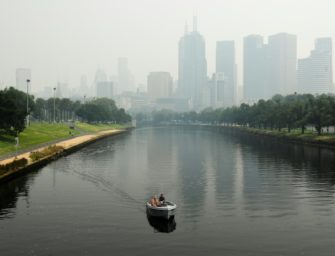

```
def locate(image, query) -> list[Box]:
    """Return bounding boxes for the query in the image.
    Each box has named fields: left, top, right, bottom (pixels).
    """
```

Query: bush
left=0, top=157, right=28, bottom=175
left=29, top=145, right=64, bottom=162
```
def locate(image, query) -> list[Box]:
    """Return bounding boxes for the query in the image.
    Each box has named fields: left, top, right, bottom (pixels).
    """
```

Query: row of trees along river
left=137, top=94, right=335, bottom=135
left=0, top=87, right=131, bottom=136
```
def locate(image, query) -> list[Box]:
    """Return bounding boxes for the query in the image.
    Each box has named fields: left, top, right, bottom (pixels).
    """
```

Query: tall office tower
left=147, top=72, right=173, bottom=99
left=118, top=58, right=135, bottom=93
left=80, top=75, right=89, bottom=96
left=178, top=17, right=207, bottom=110
left=209, top=72, right=226, bottom=108
left=96, top=81, right=114, bottom=99
left=94, top=68, right=107, bottom=96
left=216, top=41, right=236, bottom=107
left=267, top=33, right=297, bottom=96
left=298, top=37, right=333, bottom=94
left=243, top=35, right=268, bottom=103
left=16, top=68, right=31, bottom=92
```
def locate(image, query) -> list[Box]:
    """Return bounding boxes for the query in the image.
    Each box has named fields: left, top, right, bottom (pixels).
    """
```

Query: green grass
left=0, top=122, right=129, bottom=157
left=243, top=127, right=335, bottom=142
left=0, top=122, right=81, bottom=156
left=75, top=122, right=128, bottom=132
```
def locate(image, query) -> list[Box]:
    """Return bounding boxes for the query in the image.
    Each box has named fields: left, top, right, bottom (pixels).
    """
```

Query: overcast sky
left=0, top=0, right=334, bottom=92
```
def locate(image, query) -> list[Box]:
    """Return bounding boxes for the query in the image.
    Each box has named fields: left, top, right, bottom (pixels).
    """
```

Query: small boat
left=146, top=201, right=177, bottom=220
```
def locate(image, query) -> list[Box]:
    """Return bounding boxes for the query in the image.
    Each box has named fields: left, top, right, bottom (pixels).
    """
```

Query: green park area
left=0, top=122, right=127, bottom=157
left=244, top=127, right=335, bottom=144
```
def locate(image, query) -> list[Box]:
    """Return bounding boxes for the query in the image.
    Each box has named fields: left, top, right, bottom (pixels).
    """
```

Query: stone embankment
left=0, top=129, right=128, bottom=183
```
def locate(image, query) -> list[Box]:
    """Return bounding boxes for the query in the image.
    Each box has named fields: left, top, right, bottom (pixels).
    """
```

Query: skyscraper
left=147, top=72, right=173, bottom=99
left=216, top=41, right=236, bottom=107
left=267, top=33, right=297, bottom=96
left=118, top=58, right=134, bottom=93
left=16, top=68, right=31, bottom=92
left=96, top=81, right=114, bottom=99
left=243, top=35, right=267, bottom=103
left=298, top=38, right=333, bottom=94
left=178, top=17, right=207, bottom=110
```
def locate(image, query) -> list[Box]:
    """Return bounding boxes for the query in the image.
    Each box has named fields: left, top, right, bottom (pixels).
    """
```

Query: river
left=1, top=127, right=335, bottom=255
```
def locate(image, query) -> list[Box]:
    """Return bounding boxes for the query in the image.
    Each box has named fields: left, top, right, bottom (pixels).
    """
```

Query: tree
left=307, top=95, right=333, bottom=135
left=0, top=87, right=35, bottom=135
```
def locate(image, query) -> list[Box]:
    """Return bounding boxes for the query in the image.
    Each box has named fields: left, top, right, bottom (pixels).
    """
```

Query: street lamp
left=26, top=79, right=30, bottom=126
left=53, top=87, right=56, bottom=123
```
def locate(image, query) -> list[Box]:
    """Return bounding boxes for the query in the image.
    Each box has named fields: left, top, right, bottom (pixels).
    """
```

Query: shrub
left=29, top=145, right=64, bottom=162
left=0, top=157, right=28, bottom=175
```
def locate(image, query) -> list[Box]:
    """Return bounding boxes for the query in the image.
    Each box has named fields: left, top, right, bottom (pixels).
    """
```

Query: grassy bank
left=230, top=126, right=335, bottom=147
left=0, top=122, right=129, bottom=156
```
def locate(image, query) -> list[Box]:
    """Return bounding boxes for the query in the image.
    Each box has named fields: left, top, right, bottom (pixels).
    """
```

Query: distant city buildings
left=298, top=38, right=333, bottom=94
left=178, top=17, right=207, bottom=110
left=16, top=68, right=31, bottom=92
left=118, top=58, right=135, bottom=93
left=243, top=33, right=297, bottom=103
left=147, top=72, right=173, bottom=99
left=243, top=35, right=268, bottom=103
left=216, top=41, right=236, bottom=107
left=267, top=33, right=297, bottom=96
left=93, top=69, right=114, bottom=99
left=6, top=29, right=334, bottom=111
left=96, top=81, right=114, bottom=99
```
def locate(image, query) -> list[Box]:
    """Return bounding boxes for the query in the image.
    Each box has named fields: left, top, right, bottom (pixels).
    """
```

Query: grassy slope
left=0, top=122, right=127, bottom=156
left=245, top=127, right=335, bottom=143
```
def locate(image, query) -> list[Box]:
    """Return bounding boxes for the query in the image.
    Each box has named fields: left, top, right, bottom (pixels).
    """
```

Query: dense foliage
left=76, top=98, right=131, bottom=123
left=0, top=87, right=35, bottom=135
left=0, top=87, right=131, bottom=136
left=137, top=94, right=335, bottom=135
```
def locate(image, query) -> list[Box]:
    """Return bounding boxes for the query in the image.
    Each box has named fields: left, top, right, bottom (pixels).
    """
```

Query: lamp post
left=53, top=87, right=56, bottom=123
left=26, top=79, right=30, bottom=126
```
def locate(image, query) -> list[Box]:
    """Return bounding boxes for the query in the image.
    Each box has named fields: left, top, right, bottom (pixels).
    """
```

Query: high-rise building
left=118, top=58, right=135, bottom=93
left=178, top=17, right=207, bottom=110
left=298, top=37, right=333, bottom=94
left=267, top=33, right=297, bottom=95
left=243, top=35, right=268, bottom=103
left=16, top=68, right=31, bottom=92
left=96, top=81, right=114, bottom=99
left=209, top=72, right=226, bottom=108
left=216, top=41, right=236, bottom=107
left=147, top=72, right=173, bottom=99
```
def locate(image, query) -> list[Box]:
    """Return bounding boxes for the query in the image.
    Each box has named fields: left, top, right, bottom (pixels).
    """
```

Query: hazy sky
left=1, top=0, right=335, bottom=93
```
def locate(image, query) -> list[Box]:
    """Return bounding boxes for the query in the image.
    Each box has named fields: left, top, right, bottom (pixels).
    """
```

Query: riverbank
left=0, top=122, right=128, bottom=159
left=217, top=125, right=335, bottom=149
left=0, top=128, right=129, bottom=183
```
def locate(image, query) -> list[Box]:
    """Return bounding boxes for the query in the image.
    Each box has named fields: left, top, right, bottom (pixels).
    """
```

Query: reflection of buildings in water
left=146, top=128, right=175, bottom=179
left=234, top=143, right=244, bottom=210
left=221, top=130, right=335, bottom=216
left=175, top=129, right=207, bottom=221
left=146, top=212, right=176, bottom=233
left=144, top=128, right=179, bottom=200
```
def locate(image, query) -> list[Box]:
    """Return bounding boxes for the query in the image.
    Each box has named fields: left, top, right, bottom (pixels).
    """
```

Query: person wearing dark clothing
left=159, top=193, right=165, bottom=204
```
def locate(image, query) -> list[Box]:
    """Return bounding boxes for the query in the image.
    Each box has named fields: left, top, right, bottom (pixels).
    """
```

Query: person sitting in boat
left=150, top=196, right=161, bottom=207
left=159, top=193, right=165, bottom=204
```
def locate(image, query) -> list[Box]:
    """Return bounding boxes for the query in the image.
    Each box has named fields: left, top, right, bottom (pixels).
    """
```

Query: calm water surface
left=1, top=127, right=335, bottom=255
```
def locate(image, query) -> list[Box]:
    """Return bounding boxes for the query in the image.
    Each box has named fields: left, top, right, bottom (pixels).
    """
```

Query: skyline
left=1, top=0, right=335, bottom=92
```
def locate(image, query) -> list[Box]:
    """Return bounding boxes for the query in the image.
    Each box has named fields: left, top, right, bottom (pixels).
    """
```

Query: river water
left=1, top=127, right=335, bottom=255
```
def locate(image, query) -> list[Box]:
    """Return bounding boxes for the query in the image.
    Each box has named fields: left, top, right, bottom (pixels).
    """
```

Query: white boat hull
left=146, top=201, right=177, bottom=220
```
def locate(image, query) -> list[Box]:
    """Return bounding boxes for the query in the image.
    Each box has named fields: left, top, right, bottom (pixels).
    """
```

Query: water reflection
left=0, top=172, right=35, bottom=219
left=146, top=212, right=176, bottom=233
left=1, top=127, right=335, bottom=255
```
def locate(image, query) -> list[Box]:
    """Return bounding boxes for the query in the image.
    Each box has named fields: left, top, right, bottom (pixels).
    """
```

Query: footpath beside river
left=0, top=129, right=128, bottom=183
